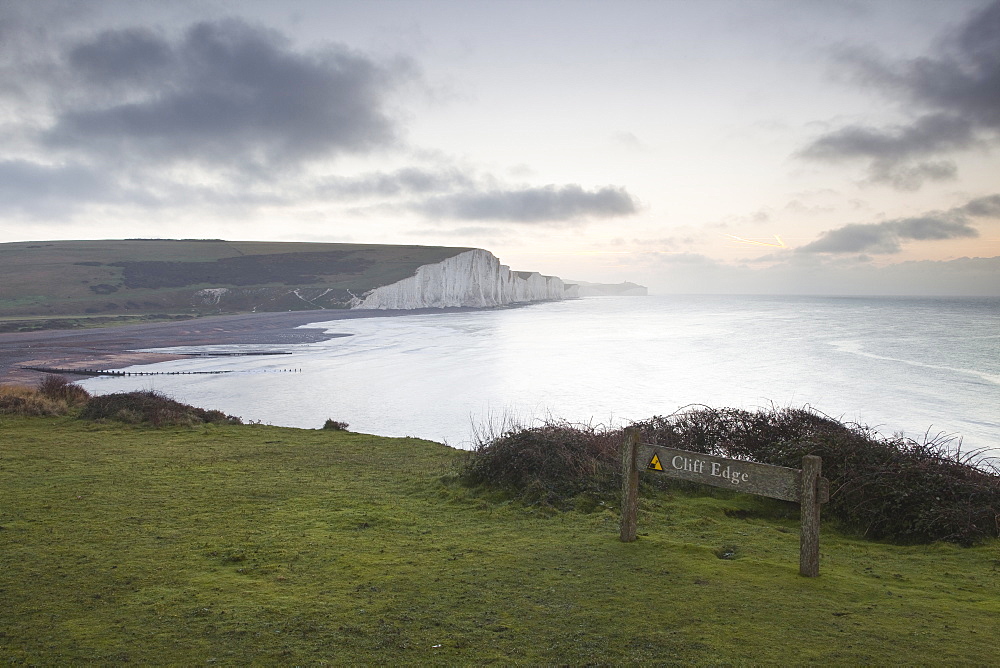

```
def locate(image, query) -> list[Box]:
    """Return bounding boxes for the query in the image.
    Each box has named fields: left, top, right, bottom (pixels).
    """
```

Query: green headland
left=2, top=387, right=998, bottom=664
left=0, top=239, right=473, bottom=330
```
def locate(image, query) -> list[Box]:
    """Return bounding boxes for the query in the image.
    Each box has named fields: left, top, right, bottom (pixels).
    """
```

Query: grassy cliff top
left=0, top=238, right=475, bottom=265
left=2, top=411, right=997, bottom=664
left=0, top=239, right=476, bottom=323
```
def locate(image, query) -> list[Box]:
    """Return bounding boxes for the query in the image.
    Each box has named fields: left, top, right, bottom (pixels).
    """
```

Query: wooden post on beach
left=620, top=428, right=639, bottom=542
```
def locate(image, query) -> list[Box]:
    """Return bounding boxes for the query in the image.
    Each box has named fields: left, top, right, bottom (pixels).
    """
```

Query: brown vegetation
left=0, top=375, right=92, bottom=416
left=0, top=378, right=240, bottom=427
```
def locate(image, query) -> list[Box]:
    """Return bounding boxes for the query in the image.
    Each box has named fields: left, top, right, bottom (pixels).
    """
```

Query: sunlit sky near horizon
left=2, top=0, right=999, bottom=295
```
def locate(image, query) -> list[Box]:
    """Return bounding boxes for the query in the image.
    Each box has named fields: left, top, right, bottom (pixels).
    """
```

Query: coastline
left=0, top=310, right=335, bottom=386
left=0, top=309, right=401, bottom=386
left=0, top=306, right=511, bottom=386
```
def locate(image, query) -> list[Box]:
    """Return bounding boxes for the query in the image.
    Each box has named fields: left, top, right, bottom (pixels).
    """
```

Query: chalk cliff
left=353, top=249, right=579, bottom=310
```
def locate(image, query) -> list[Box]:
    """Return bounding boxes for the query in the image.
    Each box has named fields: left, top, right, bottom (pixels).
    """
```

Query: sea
left=78, top=295, right=1000, bottom=457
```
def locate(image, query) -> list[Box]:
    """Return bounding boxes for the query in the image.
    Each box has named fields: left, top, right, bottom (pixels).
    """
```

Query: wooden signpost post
left=620, top=429, right=830, bottom=577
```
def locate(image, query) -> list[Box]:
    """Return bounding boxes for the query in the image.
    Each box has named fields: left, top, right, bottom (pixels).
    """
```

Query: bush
left=0, top=385, right=66, bottom=416
left=79, top=390, right=242, bottom=427
left=459, top=420, right=626, bottom=509
left=0, top=377, right=91, bottom=417
left=322, top=419, right=349, bottom=431
left=631, top=407, right=1000, bottom=546
left=461, top=407, right=1000, bottom=545
left=37, top=375, right=91, bottom=406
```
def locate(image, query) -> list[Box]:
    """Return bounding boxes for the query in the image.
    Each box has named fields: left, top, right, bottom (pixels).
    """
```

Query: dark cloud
left=867, top=160, right=958, bottom=191
left=0, top=156, right=295, bottom=220
left=318, top=167, right=475, bottom=198
left=960, top=193, right=1000, bottom=217
left=415, top=185, right=638, bottom=223
left=801, top=115, right=974, bottom=163
left=798, top=210, right=981, bottom=255
left=1, top=12, right=640, bottom=227
left=43, top=19, right=408, bottom=170
left=317, top=172, right=638, bottom=224
left=910, top=1, right=1000, bottom=127
left=892, top=216, right=978, bottom=241
left=0, top=159, right=112, bottom=216
left=0, top=2, right=76, bottom=115
left=798, top=222, right=905, bottom=254
left=799, top=1, right=1000, bottom=189
left=67, top=27, right=173, bottom=87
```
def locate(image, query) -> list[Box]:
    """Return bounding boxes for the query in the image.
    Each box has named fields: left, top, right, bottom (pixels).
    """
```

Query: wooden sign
left=620, top=430, right=830, bottom=577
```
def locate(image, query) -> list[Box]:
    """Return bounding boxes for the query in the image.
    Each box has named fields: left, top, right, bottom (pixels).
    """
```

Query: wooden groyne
left=17, top=351, right=298, bottom=377
left=18, top=366, right=233, bottom=377
left=181, top=351, right=292, bottom=357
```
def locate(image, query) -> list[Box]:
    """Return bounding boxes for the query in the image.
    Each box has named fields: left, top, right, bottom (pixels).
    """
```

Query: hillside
left=1, top=413, right=997, bottom=664
left=568, top=279, right=649, bottom=296
left=0, top=239, right=474, bottom=322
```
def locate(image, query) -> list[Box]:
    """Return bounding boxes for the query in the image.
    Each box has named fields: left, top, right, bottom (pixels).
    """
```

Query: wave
left=829, top=339, right=1000, bottom=386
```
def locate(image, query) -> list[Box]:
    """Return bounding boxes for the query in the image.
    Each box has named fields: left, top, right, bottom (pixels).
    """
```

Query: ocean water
left=79, top=295, right=1000, bottom=456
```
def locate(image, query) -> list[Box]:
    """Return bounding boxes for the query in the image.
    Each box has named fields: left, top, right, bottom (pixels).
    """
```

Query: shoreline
left=0, top=308, right=480, bottom=387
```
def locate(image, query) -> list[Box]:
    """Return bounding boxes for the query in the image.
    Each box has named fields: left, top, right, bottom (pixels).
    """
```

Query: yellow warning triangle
left=647, top=454, right=663, bottom=471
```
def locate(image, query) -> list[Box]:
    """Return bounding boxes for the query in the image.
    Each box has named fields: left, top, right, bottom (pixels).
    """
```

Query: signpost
left=620, top=429, right=830, bottom=577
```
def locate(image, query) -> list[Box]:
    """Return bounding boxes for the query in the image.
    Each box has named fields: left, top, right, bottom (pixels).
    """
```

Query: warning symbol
left=647, top=454, right=663, bottom=471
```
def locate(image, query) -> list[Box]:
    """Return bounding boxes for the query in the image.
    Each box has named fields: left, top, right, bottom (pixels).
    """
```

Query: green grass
left=1, top=416, right=998, bottom=664
left=0, top=313, right=198, bottom=333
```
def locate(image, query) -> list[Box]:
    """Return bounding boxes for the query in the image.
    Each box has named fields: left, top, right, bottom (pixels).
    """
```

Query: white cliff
left=353, top=249, right=579, bottom=310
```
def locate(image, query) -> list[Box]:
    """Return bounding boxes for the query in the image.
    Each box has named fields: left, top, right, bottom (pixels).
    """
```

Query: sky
left=1, top=0, right=999, bottom=295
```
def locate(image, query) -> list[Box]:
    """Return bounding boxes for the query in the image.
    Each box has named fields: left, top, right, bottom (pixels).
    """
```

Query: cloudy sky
left=2, top=0, right=998, bottom=295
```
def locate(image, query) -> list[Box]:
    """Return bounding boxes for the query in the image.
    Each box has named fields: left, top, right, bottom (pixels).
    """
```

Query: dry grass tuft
left=0, top=376, right=92, bottom=416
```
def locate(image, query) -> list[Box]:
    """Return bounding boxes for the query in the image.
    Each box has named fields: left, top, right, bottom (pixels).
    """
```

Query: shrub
left=0, top=377, right=91, bottom=417
left=459, top=419, right=627, bottom=509
left=631, top=407, right=1000, bottom=546
left=79, top=390, right=242, bottom=427
left=0, top=385, right=66, bottom=416
left=461, top=407, right=1000, bottom=545
left=37, top=374, right=91, bottom=406
left=322, top=419, right=349, bottom=431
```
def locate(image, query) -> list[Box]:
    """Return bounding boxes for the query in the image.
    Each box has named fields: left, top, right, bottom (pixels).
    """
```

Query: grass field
left=2, top=415, right=998, bottom=664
